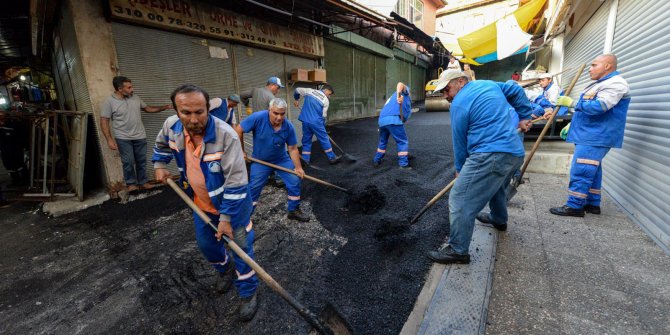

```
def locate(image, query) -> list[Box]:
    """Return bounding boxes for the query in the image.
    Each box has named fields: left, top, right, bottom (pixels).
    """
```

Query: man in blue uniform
left=426, top=69, right=533, bottom=264
left=234, top=98, right=309, bottom=222
left=293, top=84, right=340, bottom=164
left=531, top=73, right=564, bottom=119
left=373, top=82, right=412, bottom=169
left=209, top=94, right=241, bottom=126
left=550, top=54, right=630, bottom=217
left=153, top=84, right=259, bottom=321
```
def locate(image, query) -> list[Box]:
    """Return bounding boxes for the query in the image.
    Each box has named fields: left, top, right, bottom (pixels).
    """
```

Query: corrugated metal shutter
left=604, top=0, right=670, bottom=250
left=324, top=39, right=354, bottom=122
left=561, top=2, right=609, bottom=96
left=410, top=64, right=426, bottom=102
left=111, top=23, right=236, bottom=175
left=284, top=54, right=316, bottom=143
left=375, top=55, right=387, bottom=109
left=232, top=44, right=284, bottom=154
left=60, top=3, right=92, bottom=113
left=354, top=49, right=376, bottom=119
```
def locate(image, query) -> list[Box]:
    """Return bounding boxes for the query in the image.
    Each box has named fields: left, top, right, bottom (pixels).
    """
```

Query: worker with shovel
left=427, top=70, right=533, bottom=264
left=152, top=84, right=259, bottom=321
left=235, top=98, right=310, bottom=222
left=373, top=82, right=413, bottom=169
left=292, top=84, right=341, bottom=164
left=549, top=54, right=630, bottom=217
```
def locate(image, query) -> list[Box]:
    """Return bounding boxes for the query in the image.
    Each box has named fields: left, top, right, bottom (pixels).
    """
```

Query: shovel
left=328, top=136, right=358, bottom=162
left=246, top=156, right=351, bottom=194
left=507, top=63, right=587, bottom=201
left=410, top=178, right=456, bottom=224
left=166, top=178, right=353, bottom=335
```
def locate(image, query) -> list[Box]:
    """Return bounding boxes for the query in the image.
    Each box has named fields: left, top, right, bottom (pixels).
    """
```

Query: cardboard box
left=291, top=69, right=308, bottom=82
left=308, top=69, right=326, bottom=82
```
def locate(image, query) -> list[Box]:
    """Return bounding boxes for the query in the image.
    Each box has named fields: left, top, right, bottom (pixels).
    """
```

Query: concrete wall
left=67, top=0, right=125, bottom=192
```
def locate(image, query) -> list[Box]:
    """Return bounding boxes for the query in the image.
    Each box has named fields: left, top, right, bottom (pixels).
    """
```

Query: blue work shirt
left=240, top=110, right=298, bottom=162
left=450, top=80, right=532, bottom=172
left=294, top=88, right=329, bottom=125
left=378, top=88, right=412, bottom=127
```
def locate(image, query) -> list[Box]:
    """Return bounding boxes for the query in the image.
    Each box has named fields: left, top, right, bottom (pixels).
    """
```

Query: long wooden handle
left=165, top=179, right=333, bottom=335
left=410, top=178, right=456, bottom=224
left=247, top=156, right=349, bottom=193
left=328, top=136, right=345, bottom=153
left=518, top=63, right=586, bottom=178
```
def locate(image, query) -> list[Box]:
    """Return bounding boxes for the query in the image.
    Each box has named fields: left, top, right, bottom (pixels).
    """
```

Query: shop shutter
left=324, top=39, right=354, bottom=122
left=284, top=54, right=316, bottom=143
left=604, top=0, right=670, bottom=250
left=375, top=55, right=387, bottom=110
left=561, top=2, right=609, bottom=97
left=410, top=64, right=426, bottom=102
left=111, top=23, right=236, bottom=176
left=354, top=49, right=376, bottom=119
left=232, top=44, right=285, bottom=154
left=59, top=4, right=92, bottom=114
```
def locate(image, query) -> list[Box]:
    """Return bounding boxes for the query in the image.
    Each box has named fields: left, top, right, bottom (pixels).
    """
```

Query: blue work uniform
left=210, top=98, right=237, bottom=126
left=152, top=115, right=258, bottom=298
left=447, top=80, right=532, bottom=255
left=293, top=88, right=336, bottom=162
left=374, top=87, right=412, bottom=167
left=239, top=110, right=302, bottom=212
left=531, top=82, right=568, bottom=117
left=563, top=71, right=630, bottom=209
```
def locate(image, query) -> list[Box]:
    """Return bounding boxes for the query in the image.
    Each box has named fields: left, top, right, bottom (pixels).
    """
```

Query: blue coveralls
left=564, top=71, right=630, bottom=209
left=152, top=115, right=258, bottom=298
left=240, top=110, right=302, bottom=212
left=210, top=98, right=237, bottom=126
left=374, top=88, right=412, bottom=167
left=531, top=82, right=568, bottom=117
left=293, top=88, right=336, bottom=162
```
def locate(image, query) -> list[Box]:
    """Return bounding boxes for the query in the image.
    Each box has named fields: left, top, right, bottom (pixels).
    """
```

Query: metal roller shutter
left=410, top=64, right=426, bottom=102
left=604, top=0, right=670, bottom=250
left=561, top=2, right=609, bottom=96
left=375, top=55, right=387, bottom=109
left=111, top=23, right=236, bottom=176
left=284, top=54, right=316, bottom=142
left=59, top=4, right=92, bottom=114
left=354, top=49, right=376, bottom=119
left=232, top=44, right=285, bottom=154
left=324, top=39, right=354, bottom=122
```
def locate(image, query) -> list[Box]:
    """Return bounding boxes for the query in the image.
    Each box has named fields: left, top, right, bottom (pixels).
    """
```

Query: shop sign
left=108, top=0, right=324, bottom=58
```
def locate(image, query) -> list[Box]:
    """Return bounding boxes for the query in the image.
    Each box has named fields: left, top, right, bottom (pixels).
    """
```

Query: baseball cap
left=434, top=69, right=468, bottom=92
left=228, top=94, right=241, bottom=103
left=267, top=76, right=285, bottom=88
left=538, top=73, right=552, bottom=79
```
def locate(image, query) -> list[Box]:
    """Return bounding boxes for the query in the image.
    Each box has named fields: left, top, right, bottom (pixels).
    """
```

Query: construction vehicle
left=424, top=68, right=451, bottom=112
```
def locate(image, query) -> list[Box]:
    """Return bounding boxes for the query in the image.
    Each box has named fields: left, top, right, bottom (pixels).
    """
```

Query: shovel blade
left=309, top=303, right=354, bottom=335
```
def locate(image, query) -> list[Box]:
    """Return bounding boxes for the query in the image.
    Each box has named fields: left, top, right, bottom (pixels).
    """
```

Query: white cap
left=434, top=69, right=468, bottom=92
left=538, top=73, right=552, bottom=79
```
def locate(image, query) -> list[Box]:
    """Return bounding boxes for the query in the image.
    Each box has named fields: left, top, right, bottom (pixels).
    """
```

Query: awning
left=454, top=0, right=546, bottom=65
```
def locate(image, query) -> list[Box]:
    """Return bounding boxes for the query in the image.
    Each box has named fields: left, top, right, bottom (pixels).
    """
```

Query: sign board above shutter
left=108, top=0, right=325, bottom=58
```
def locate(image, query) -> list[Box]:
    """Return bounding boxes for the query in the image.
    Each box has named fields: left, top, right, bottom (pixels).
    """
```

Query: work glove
left=556, top=96, right=575, bottom=108
left=560, top=122, right=571, bottom=140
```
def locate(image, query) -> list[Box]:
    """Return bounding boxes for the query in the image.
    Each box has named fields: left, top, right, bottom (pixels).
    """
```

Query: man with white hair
left=235, top=98, right=309, bottom=222
left=426, top=69, right=533, bottom=265
left=549, top=54, right=630, bottom=217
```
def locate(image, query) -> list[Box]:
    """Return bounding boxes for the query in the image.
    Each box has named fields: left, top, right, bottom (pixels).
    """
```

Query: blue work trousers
left=250, top=157, right=302, bottom=211
left=301, top=122, right=336, bottom=162
left=566, top=145, right=610, bottom=209
left=194, top=211, right=258, bottom=298
left=448, top=152, right=523, bottom=255
left=116, top=138, right=148, bottom=186
left=374, top=125, right=409, bottom=167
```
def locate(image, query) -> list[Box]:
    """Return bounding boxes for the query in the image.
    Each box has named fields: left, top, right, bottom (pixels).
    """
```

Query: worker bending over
left=373, top=82, right=412, bottom=169
left=293, top=84, right=340, bottom=164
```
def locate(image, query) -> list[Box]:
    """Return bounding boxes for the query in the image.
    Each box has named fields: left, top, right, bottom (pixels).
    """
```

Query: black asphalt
left=0, top=111, right=456, bottom=334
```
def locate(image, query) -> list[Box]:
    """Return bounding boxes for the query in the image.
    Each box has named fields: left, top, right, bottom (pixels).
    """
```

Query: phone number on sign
left=113, top=6, right=278, bottom=46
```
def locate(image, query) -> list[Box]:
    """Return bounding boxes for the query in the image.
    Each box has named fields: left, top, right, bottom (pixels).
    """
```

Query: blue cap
left=267, top=76, right=285, bottom=88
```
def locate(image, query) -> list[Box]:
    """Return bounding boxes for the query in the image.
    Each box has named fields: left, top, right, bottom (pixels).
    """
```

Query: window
left=395, top=0, right=424, bottom=29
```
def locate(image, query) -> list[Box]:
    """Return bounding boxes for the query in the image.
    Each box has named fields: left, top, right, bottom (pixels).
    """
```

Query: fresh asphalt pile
left=0, top=111, right=455, bottom=334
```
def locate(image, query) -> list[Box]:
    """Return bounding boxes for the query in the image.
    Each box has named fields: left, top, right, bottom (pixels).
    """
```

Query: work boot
left=549, top=205, right=585, bottom=217
left=328, top=155, right=342, bottom=165
left=239, top=292, right=258, bottom=322
left=214, top=266, right=235, bottom=294
left=399, top=165, right=412, bottom=170
left=373, top=159, right=382, bottom=168
left=475, top=212, right=507, bottom=231
left=427, top=245, right=470, bottom=264
left=287, top=208, right=310, bottom=222
left=584, top=204, right=601, bottom=215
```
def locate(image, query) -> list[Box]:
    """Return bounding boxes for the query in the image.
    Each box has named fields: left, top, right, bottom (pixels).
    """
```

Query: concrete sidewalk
left=404, top=173, right=670, bottom=334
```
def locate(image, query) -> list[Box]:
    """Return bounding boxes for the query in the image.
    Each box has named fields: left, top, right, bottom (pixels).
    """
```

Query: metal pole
left=29, top=120, right=35, bottom=187
left=50, top=113, right=58, bottom=200
left=42, top=117, right=49, bottom=195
